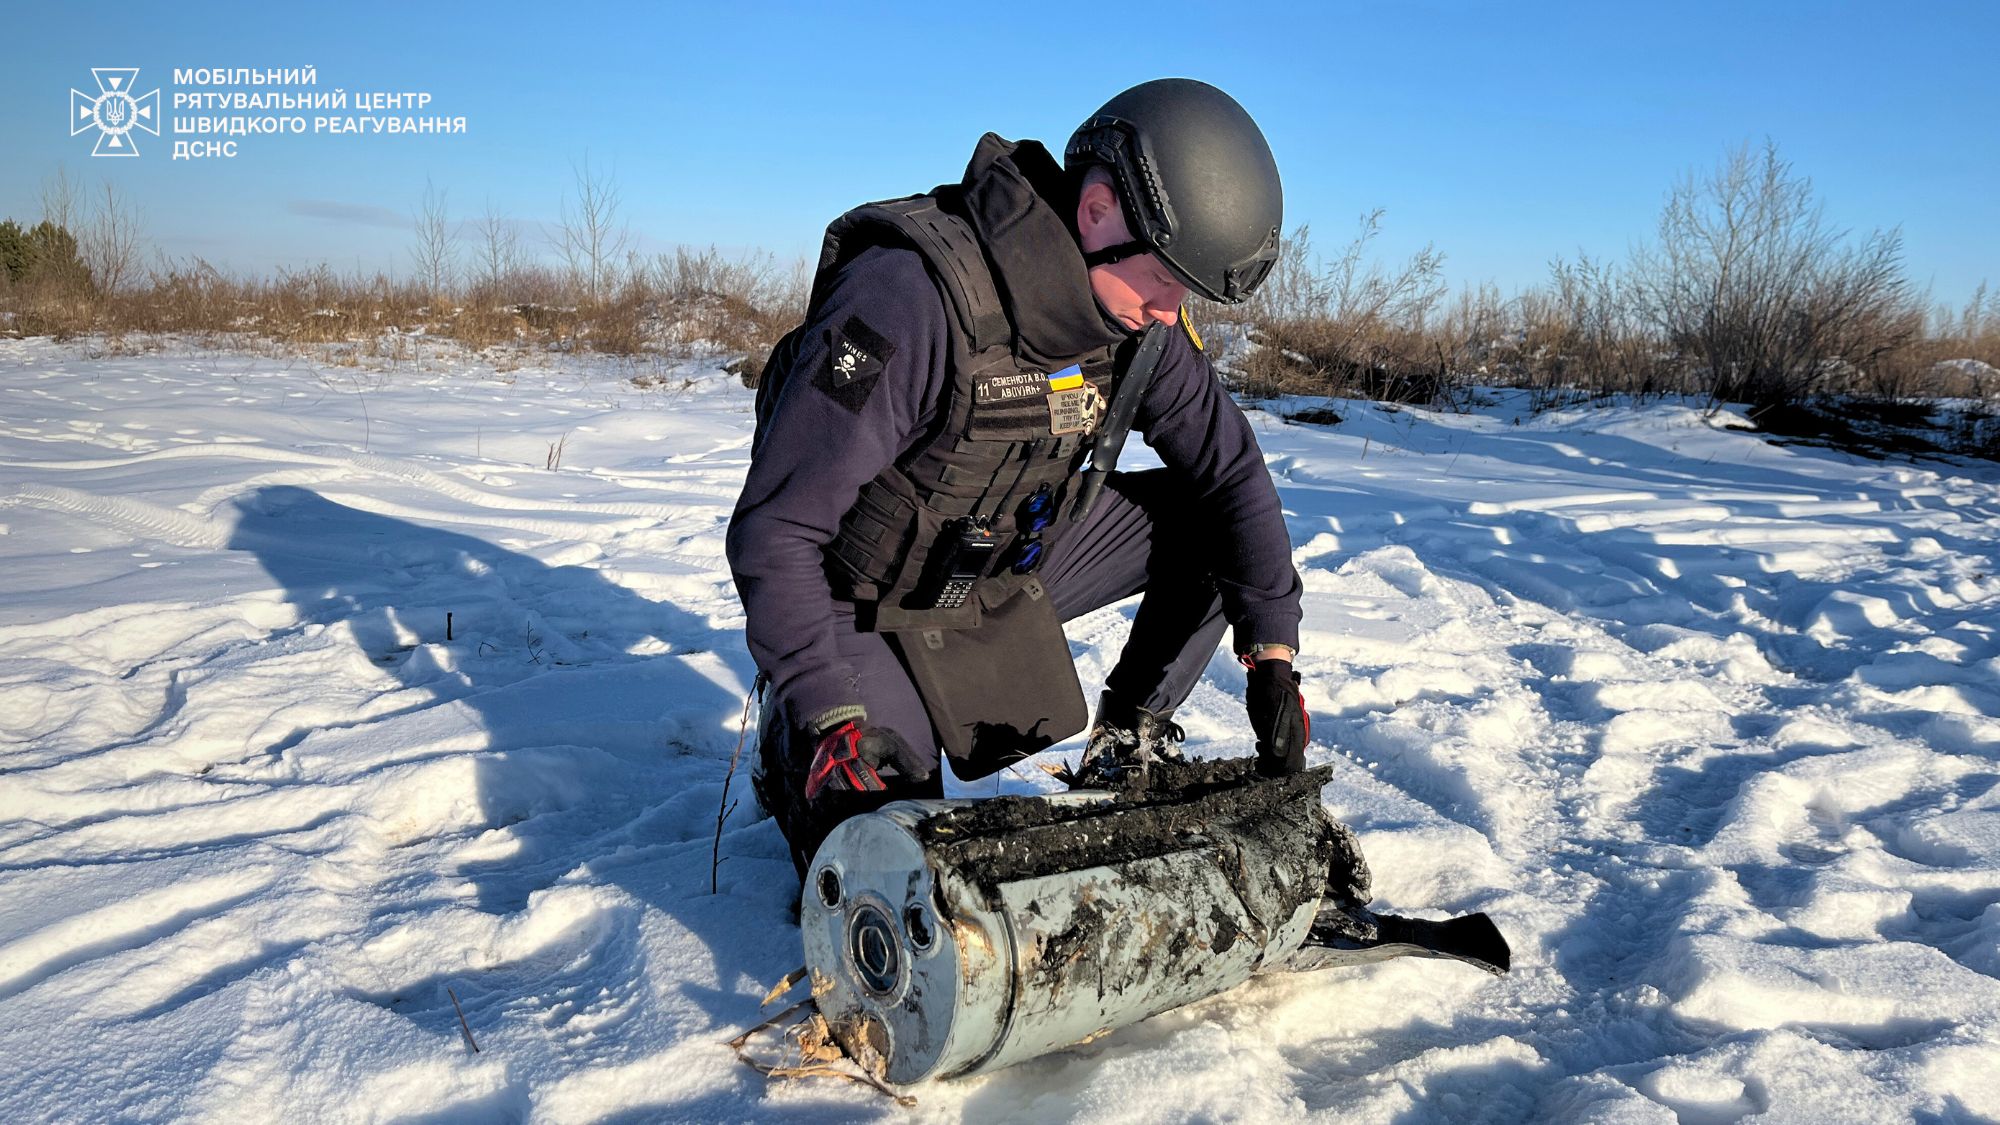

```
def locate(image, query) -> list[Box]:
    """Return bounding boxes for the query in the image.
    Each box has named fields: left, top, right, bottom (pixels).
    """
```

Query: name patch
left=973, top=371, right=1048, bottom=404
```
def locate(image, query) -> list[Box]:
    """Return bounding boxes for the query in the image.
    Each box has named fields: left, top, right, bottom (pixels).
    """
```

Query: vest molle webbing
left=783, top=194, right=1121, bottom=630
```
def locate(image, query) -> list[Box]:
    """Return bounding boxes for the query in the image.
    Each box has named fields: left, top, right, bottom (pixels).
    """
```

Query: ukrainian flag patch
left=1047, top=365, right=1085, bottom=392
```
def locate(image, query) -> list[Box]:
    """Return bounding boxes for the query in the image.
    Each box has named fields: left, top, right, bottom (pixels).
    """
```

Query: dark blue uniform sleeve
left=1136, top=325, right=1304, bottom=653
left=725, top=246, right=951, bottom=728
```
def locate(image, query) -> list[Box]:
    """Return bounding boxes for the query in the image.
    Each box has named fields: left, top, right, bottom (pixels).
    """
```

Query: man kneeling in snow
left=727, top=79, right=1310, bottom=876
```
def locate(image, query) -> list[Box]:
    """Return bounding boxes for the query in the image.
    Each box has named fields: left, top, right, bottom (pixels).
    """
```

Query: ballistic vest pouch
left=885, top=576, right=1086, bottom=781
left=881, top=324, right=1172, bottom=776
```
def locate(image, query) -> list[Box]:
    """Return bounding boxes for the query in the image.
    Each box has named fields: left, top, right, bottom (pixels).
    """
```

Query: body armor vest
left=765, top=184, right=1129, bottom=632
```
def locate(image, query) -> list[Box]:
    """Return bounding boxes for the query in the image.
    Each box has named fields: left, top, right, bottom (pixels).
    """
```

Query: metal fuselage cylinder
left=801, top=764, right=1335, bottom=1085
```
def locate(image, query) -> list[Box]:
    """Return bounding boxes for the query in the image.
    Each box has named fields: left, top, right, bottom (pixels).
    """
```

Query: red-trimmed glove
left=803, top=721, right=931, bottom=802
left=1244, top=657, right=1309, bottom=777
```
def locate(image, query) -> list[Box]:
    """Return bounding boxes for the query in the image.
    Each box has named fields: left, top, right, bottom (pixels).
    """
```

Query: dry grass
left=0, top=246, right=808, bottom=372
left=5, top=150, right=1994, bottom=456
left=1202, top=152, right=1997, bottom=459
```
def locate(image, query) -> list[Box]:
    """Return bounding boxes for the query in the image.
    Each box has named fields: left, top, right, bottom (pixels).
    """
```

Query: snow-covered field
left=2, top=336, right=1997, bottom=1123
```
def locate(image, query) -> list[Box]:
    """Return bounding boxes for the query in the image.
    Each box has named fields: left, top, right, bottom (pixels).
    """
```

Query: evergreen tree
left=26, top=220, right=86, bottom=284
left=0, top=220, right=28, bottom=282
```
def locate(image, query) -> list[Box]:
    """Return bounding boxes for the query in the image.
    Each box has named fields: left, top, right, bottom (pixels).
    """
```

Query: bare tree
left=1628, top=141, right=1917, bottom=407
left=469, top=197, right=521, bottom=292
left=1938, top=282, right=1992, bottom=341
left=39, top=166, right=80, bottom=233
left=82, top=179, right=146, bottom=293
left=23, top=166, right=91, bottom=289
left=1544, top=253, right=1666, bottom=395
left=409, top=178, right=457, bottom=302
left=546, top=155, right=629, bottom=301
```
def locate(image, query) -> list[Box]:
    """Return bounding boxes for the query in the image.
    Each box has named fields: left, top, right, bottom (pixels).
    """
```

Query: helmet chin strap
left=1081, top=239, right=1151, bottom=269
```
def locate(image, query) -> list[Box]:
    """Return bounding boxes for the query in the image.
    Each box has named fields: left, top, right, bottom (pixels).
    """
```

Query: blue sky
left=2, top=0, right=1994, bottom=305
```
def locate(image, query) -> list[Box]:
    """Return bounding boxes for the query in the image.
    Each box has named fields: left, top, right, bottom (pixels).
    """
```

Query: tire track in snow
left=4, top=484, right=236, bottom=549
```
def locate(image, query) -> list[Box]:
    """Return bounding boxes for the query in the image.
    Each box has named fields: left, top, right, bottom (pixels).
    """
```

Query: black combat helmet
left=1065, top=78, right=1283, bottom=304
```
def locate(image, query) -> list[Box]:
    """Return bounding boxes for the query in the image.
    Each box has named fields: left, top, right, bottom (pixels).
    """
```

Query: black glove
left=803, top=720, right=933, bottom=801
left=1245, top=659, right=1308, bottom=777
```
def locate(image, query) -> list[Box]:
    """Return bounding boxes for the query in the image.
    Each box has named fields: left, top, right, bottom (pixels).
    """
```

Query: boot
left=1065, top=692, right=1186, bottom=790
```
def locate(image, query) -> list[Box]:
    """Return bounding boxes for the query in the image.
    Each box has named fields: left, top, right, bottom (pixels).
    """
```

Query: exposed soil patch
left=1737, top=397, right=1998, bottom=461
